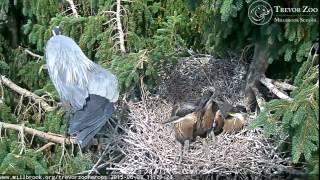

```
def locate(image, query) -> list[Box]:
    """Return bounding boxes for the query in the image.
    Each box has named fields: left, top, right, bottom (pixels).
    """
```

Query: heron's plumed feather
left=45, top=35, right=119, bottom=111
left=46, top=35, right=95, bottom=88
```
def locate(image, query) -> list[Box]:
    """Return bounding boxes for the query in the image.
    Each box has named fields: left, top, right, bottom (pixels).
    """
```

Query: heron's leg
left=174, top=141, right=183, bottom=167
left=174, top=141, right=181, bottom=161
left=202, top=138, right=209, bottom=158
left=182, top=140, right=190, bottom=162
left=64, top=111, right=71, bottom=137
left=209, top=130, right=216, bottom=142
left=60, top=100, right=72, bottom=137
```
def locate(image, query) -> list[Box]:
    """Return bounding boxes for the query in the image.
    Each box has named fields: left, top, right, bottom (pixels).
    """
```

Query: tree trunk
left=245, top=42, right=269, bottom=112
left=7, top=2, right=19, bottom=48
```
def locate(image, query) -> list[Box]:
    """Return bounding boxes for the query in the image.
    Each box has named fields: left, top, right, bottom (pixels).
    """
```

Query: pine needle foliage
left=0, top=0, right=318, bottom=175
left=185, top=0, right=319, bottom=64
left=250, top=52, right=319, bottom=173
left=1, top=0, right=187, bottom=174
left=0, top=149, right=48, bottom=174
left=0, top=0, right=9, bottom=23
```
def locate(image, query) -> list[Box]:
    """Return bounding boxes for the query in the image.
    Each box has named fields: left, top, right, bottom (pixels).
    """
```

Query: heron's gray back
left=88, top=64, right=119, bottom=103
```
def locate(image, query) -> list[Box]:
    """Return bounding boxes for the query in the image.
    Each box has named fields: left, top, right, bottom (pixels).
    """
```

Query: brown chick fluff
left=214, top=111, right=247, bottom=134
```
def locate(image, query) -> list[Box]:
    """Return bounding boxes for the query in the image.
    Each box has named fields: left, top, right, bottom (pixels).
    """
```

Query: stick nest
left=105, top=96, right=292, bottom=175
left=99, top=55, right=292, bottom=176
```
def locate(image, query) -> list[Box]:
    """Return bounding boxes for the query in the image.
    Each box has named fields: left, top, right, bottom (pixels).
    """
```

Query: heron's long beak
left=228, top=113, right=242, bottom=118
left=52, top=26, right=61, bottom=36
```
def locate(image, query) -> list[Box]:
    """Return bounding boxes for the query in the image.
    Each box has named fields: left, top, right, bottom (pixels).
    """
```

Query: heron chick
left=214, top=110, right=247, bottom=134
left=222, top=112, right=247, bottom=134
left=163, top=90, right=220, bottom=163
left=45, top=26, right=119, bottom=148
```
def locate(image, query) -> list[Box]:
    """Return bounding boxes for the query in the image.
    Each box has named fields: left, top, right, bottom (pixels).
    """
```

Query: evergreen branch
left=0, top=77, right=4, bottom=100
left=24, top=49, right=43, bottom=60
left=0, top=75, right=55, bottom=112
left=260, top=76, right=293, bottom=101
left=0, top=121, right=76, bottom=144
left=116, top=0, right=126, bottom=53
left=65, top=0, right=79, bottom=17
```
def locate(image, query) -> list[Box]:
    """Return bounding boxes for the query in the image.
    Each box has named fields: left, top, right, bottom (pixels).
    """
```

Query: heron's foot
left=175, top=142, right=183, bottom=167
left=183, top=140, right=190, bottom=155
left=178, top=140, right=188, bottom=165
left=64, top=128, right=69, bottom=138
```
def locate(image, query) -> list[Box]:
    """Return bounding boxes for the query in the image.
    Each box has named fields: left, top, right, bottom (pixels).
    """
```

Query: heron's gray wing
left=54, top=73, right=88, bottom=111
left=45, top=35, right=90, bottom=111
left=88, top=64, right=119, bottom=103
left=68, top=94, right=114, bottom=147
left=197, top=90, right=214, bottom=109
left=215, top=101, right=235, bottom=118
left=232, top=105, right=247, bottom=113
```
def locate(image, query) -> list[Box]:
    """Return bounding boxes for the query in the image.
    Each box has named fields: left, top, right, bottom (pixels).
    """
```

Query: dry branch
left=89, top=144, right=111, bottom=175
left=263, top=77, right=296, bottom=91
left=260, top=76, right=293, bottom=101
left=24, top=49, right=43, bottom=60
left=66, top=0, right=79, bottom=17
left=116, top=0, right=126, bottom=53
left=251, top=87, right=265, bottom=111
left=0, top=121, right=76, bottom=144
left=0, top=75, right=55, bottom=112
left=36, top=142, right=55, bottom=152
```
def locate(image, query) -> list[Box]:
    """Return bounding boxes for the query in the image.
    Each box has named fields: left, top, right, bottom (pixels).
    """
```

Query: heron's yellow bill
left=228, top=113, right=242, bottom=117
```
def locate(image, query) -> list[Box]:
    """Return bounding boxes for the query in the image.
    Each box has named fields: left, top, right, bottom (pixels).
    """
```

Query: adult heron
left=45, top=26, right=119, bottom=148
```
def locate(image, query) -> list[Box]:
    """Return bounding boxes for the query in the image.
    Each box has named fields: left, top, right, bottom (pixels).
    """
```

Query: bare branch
left=104, top=18, right=117, bottom=25
left=263, top=77, right=296, bottom=91
left=116, top=0, right=126, bottom=53
left=104, top=11, right=116, bottom=15
left=24, top=49, right=43, bottom=60
left=36, top=142, right=55, bottom=152
left=251, top=87, right=265, bottom=111
left=88, top=144, right=111, bottom=175
left=65, top=0, right=79, bottom=17
left=0, top=75, right=55, bottom=111
left=260, top=76, right=293, bottom=101
left=0, top=121, right=76, bottom=144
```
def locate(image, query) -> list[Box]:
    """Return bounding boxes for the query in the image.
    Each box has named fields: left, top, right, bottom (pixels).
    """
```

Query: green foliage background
left=0, top=0, right=318, bottom=175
